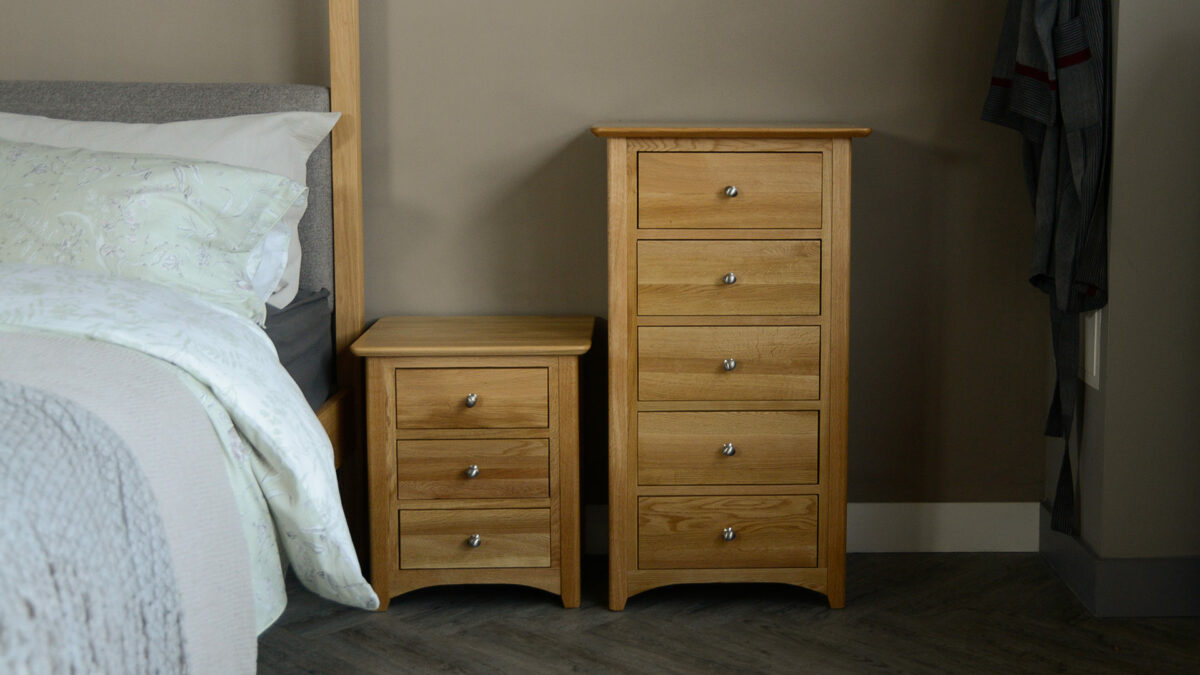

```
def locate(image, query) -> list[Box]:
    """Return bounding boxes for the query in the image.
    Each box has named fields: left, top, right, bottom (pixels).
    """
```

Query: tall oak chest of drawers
left=592, top=125, right=869, bottom=609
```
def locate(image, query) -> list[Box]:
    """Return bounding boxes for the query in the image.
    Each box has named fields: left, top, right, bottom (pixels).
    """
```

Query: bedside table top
left=350, top=316, right=594, bottom=357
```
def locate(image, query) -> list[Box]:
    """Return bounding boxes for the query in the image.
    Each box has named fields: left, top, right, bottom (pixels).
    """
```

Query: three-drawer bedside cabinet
left=591, top=125, right=870, bottom=610
left=350, top=315, right=594, bottom=609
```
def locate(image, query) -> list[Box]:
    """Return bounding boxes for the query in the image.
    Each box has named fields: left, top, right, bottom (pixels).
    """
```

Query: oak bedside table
left=350, top=315, right=593, bottom=609
left=593, top=124, right=869, bottom=610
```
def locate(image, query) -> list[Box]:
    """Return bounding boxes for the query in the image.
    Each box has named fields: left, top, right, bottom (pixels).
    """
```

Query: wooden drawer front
left=394, top=368, right=548, bottom=429
left=400, top=508, right=551, bottom=569
left=638, top=326, right=820, bottom=401
left=638, top=411, right=818, bottom=485
left=396, top=439, right=549, bottom=499
left=638, top=240, right=820, bottom=316
left=638, top=495, right=817, bottom=569
left=638, top=152, right=823, bottom=229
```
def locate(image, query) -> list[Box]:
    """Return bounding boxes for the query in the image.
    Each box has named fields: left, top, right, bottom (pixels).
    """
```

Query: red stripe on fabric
left=1015, top=63, right=1059, bottom=90
left=1057, top=48, right=1092, bottom=68
left=991, top=77, right=1013, bottom=88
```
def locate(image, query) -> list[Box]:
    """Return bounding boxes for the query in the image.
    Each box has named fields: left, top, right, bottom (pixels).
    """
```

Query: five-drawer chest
left=350, top=315, right=593, bottom=609
left=591, top=125, right=870, bottom=609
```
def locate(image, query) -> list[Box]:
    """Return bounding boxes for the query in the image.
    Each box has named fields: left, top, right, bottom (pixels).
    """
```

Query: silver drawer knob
left=721, top=442, right=736, bottom=456
left=465, top=464, right=480, bottom=478
left=723, top=358, right=737, bottom=371
left=723, top=272, right=737, bottom=285
left=467, top=534, right=482, bottom=548
left=465, top=393, right=478, bottom=408
left=724, top=185, right=739, bottom=197
left=722, top=527, right=736, bottom=542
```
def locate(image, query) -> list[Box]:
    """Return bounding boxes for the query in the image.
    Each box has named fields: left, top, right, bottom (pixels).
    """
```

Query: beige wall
left=0, top=0, right=1049, bottom=504
left=1077, top=0, right=1200, bottom=558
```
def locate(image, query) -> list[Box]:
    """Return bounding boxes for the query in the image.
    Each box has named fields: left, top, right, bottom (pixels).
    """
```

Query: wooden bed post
left=329, top=0, right=364, bottom=357
left=326, top=0, right=368, bottom=557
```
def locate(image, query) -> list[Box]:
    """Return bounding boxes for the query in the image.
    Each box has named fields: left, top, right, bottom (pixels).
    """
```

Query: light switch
left=1081, top=309, right=1102, bottom=390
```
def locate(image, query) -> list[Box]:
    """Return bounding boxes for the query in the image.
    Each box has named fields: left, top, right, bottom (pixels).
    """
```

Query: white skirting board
left=846, top=502, right=1040, bottom=552
left=583, top=502, right=1040, bottom=555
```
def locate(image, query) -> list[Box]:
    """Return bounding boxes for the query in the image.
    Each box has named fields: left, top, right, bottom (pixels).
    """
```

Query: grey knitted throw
left=0, top=380, right=187, bottom=674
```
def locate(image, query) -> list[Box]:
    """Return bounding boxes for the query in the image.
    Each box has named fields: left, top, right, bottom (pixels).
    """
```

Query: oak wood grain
left=393, top=368, right=549, bottom=429
left=637, top=411, right=818, bottom=485
left=389, top=567, right=561, bottom=598
left=328, top=0, right=364, bottom=449
left=636, top=484, right=820, bottom=497
left=592, top=125, right=872, bottom=138
left=316, top=387, right=347, bottom=467
left=637, top=495, right=818, bottom=569
left=364, top=357, right=397, bottom=609
left=637, top=239, right=820, bottom=316
left=825, top=138, right=853, bottom=608
left=638, top=153, right=823, bottom=229
left=601, top=127, right=863, bottom=610
left=351, top=316, right=594, bottom=357
left=356, top=316, right=590, bottom=607
left=635, top=399, right=824, bottom=412
left=626, top=566, right=827, bottom=598
left=637, top=326, right=820, bottom=401
left=396, top=439, right=549, bottom=500
left=398, top=498, right=550, bottom=510
left=400, top=508, right=551, bottom=569
left=557, top=356, right=582, bottom=608
left=606, top=137, right=632, bottom=610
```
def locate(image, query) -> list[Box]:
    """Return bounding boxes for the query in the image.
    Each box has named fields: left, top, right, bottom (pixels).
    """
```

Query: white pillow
left=0, top=138, right=307, bottom=324
left=0, top=109, right=339, bottom=308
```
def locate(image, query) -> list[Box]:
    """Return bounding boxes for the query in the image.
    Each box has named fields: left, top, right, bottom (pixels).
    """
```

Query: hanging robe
left=981, top=0, right=1111, bottom=535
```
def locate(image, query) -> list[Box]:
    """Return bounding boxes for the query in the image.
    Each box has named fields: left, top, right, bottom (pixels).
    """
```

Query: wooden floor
left=259, top=554, right=1200, bottom=674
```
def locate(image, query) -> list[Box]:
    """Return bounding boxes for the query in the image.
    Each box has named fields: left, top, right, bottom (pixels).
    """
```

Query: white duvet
left=0, top=262, right=379, bottom=631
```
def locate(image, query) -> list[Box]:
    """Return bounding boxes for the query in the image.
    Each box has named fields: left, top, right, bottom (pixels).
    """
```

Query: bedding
left=0, top=332, right=256, bottom=673
left=0, top=108, right=340, bottom=308
left=0, top=138, right=307, bottom=324
left=265, top=287, right=335, bottom=410
left=0, top=263, right=380, bottom=632
left=0, top=379, right=185, bottom=674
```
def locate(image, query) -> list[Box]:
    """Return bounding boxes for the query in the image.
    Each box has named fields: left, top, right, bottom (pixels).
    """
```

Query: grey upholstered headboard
left=0, top=81, right=335, bottom=303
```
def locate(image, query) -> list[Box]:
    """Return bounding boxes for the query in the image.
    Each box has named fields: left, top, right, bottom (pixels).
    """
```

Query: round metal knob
left=724, top=185, right=739, bottom=197
left=723, top=272, right=737, bottom=285
left=721, top=442, right=736, bottom=457
left=467, top=534, right=482, bottom=548
left=465, top=464, right=480, bottom=479
left=465, top=393, right=478, bottom=408
left=722, top=527, right=736, bottom=542
left=723, top=358, right=737, bottom=371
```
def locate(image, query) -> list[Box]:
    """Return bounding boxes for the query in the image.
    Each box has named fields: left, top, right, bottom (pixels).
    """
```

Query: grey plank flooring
left=259, top=554, right=1200, bottom=674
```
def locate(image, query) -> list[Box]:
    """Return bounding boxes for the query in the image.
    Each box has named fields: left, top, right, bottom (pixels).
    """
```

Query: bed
left=0, top=1, right=372, bottom=672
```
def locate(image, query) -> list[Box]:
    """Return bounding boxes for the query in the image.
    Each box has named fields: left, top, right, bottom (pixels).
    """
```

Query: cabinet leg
left=608, top=587, right=627, bottom=611
left=561, top=567, right=581, bottom=608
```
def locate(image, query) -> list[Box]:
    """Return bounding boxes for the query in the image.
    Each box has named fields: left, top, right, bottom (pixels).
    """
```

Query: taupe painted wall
left=0, top=0, right=1048, bottom=504
left=1075, top=0, right=1200, bottom=559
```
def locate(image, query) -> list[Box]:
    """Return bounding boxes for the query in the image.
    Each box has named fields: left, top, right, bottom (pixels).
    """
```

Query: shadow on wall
left=850, top=131, right=948, bottom=501
left=464, top=130, right=609, bottom=315
left=848, top=130, right=1046, bottom=502
left=578, top=317, right=609, bottom=554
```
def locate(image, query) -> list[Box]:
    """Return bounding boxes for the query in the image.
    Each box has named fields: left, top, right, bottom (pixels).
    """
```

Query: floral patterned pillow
left=0, top=138, right=306, bottom=324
